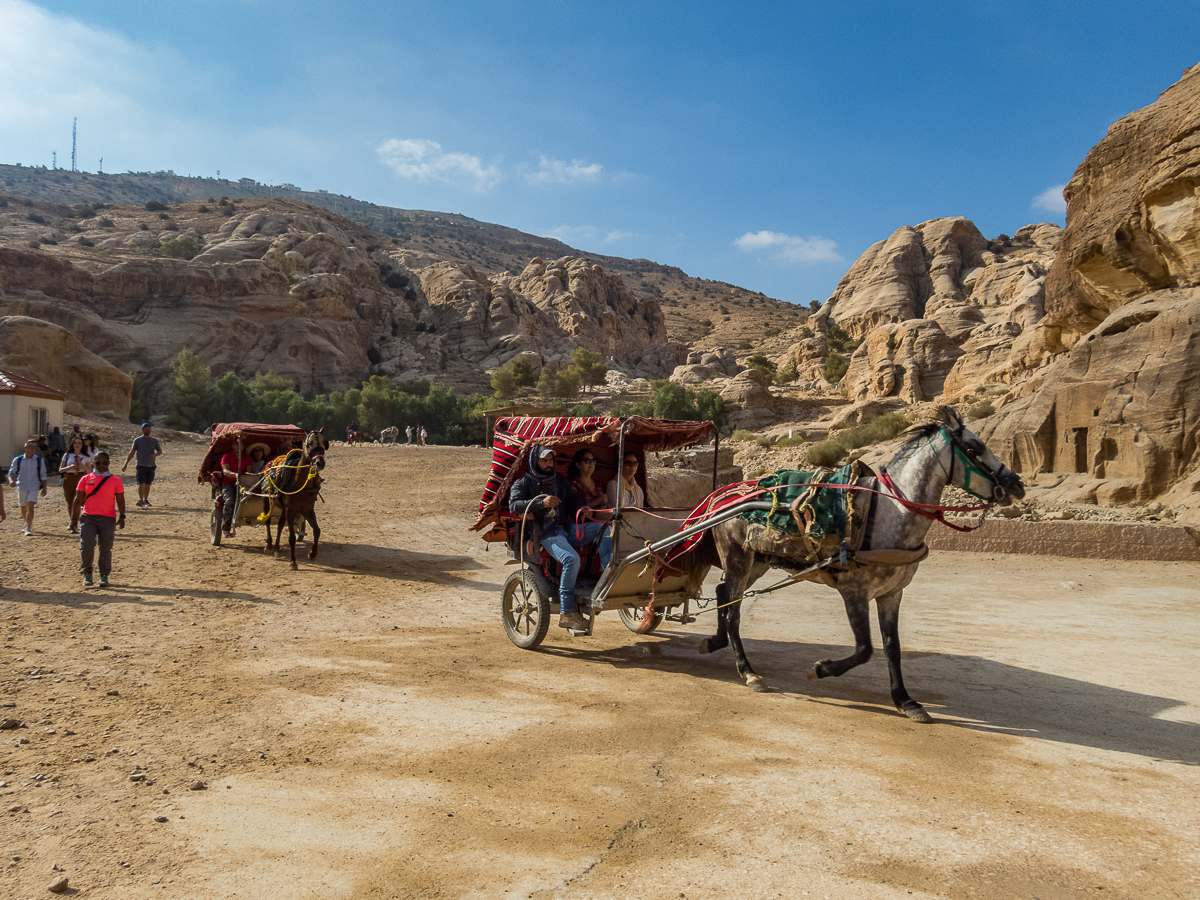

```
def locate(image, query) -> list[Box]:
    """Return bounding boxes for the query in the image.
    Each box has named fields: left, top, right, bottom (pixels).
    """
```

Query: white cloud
left=376, top=138, right=501, bottom=190
left=1032, top=184, right=1067, bottom=215
left=734, top=230, right=842, bottom=265
left=525, top=155, right=603, bottom=186
left=605, top=230, right=634, bottom=243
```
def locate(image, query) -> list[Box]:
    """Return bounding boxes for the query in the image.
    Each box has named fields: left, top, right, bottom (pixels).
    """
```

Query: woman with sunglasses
left=568, top=449, right=609, bottom=514
left=606, top=453, right=644, bottom=511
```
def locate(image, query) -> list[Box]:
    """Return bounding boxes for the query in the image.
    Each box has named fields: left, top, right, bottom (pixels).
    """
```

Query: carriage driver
left=219, top=444, right=253, bottom=537
left=508, top=445, right=606, bottom=633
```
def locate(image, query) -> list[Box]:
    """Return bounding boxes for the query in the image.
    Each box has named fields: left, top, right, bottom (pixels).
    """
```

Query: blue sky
left=2, top=1, right=1197, bottom=305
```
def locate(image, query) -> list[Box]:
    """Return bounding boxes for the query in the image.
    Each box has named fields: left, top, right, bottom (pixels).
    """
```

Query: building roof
left=0, top=368, right=68, bottom=400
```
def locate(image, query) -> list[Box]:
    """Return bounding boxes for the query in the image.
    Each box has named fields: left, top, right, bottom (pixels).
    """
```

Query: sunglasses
left=579, top=457, right=597, bottom=464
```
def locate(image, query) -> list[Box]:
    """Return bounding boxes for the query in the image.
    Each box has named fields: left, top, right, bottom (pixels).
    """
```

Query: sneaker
left=135, top=500, right=146, bottom=507
left=558, top=611, right=589, bottom=632
left=22, top=529, right=33, bottom=537
left=82, top=573, right=94, bottom=587
left=143, top=500, right=152, bottom=507
left=98, top=575, right=109, bottom=587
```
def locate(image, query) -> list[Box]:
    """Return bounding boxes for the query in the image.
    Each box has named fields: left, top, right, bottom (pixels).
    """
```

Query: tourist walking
left=60, top=435, right=94, bottom=533
left=419, top=425, right=427, bottom=446
left=121, top=423, right=163, bottom=507
left=71, top=451, right=126, bottom=588
left=8, top=439, right=48, bottom=535
left=405, top=425, right=412, bottom=445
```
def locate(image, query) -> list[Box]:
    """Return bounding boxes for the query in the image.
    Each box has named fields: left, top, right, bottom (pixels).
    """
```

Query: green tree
left=509, top=355, right=536, bottom=387
left=823, top=352, right=848, bottom=384
left=491, top=365, right=518, bottom=400
left=167, top=348, right=212, bottom=430
left=568, top=347, right=607, bottom=391
left=538, top=367, right=581, bottom=401
left=209, top=371, right=257, bottom=422
left=694, top=388, right=726, bottom=430
left=745, top=352, right=776, bottom=383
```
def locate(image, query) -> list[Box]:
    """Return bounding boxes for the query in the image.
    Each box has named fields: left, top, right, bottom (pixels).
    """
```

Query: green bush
left=804, top=412, right=911, bottom=468
left=98, top=217, right=114, bottom=227
left=145, top=200, right=167, bottom=212
left=823, top=352, right=848, bottom=383
left=159, top=236, right=200, bottom=260
left=731, top=429, right=756, bottom=442
left=777, top=364, right=799, bottom=384
left=774, top=435, right=806, bottom=448
left=570, top=402, right=599, bottom=417
left=26, top=213, right=45, bottom=224
left=967, top=400, right=995, bottom=420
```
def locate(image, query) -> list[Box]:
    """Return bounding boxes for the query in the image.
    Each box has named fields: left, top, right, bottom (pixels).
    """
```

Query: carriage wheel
left=618, top=604, right=664, bottom=634
left=210, top=505, right=222, bottom=546
left=502, top=569, right=550, bottom=650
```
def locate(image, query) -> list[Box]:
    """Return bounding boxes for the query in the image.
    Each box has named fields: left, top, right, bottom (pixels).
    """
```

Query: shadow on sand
left=538, top=629, right=1200, bottom=766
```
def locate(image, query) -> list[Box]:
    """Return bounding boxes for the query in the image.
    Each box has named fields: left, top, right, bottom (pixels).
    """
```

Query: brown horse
left=263, top=429, right=329, bottom=569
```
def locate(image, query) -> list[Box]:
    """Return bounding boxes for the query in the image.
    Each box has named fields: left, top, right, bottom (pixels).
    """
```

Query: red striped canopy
left=470, top=415, right=714, bottom=532
left=198, top=422, right=309, bottom=483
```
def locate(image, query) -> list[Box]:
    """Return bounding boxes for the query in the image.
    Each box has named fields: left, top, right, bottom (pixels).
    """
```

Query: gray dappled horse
left=691, top=407, right=1024, bottom=723
left=265, top=429, right=329, bottom=569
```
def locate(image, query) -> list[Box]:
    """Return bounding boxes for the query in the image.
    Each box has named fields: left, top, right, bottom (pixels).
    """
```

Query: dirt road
left=2, top=442, right=1197, bottom=899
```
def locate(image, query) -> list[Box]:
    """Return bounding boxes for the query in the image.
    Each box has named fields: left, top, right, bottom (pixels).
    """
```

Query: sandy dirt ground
left=1, top=440, right=1198, bottom=899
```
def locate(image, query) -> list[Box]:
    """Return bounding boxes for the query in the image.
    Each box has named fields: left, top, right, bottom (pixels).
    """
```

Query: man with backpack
left=8, top=439, right=48, bottom=536
left=71, top=451, right=126, bottom=588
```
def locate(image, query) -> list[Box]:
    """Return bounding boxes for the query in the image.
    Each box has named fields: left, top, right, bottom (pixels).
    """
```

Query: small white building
left=0, top=368, right=67, bottom=464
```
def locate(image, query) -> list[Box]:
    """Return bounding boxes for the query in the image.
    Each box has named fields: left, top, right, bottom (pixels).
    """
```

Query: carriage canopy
left=197, top=422, right=309, bottom=483
left=471, top=415, right=714, bottom=532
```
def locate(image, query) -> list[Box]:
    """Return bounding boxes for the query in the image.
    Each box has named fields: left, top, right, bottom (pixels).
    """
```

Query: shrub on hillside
left=804, top=412, right=910, bottom=468
left=967, top=400, right=995, bottom=420
left=158, top=236, right=200, bottom=260
left=144, top=200, right=167, bottom=211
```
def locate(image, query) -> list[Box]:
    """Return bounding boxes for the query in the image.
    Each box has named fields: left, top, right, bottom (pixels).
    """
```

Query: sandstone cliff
left=0, top=199, right=680, bottom=408
left=978, top=62, right=1200, bottom=502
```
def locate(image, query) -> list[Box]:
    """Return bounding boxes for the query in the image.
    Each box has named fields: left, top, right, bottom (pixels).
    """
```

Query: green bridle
left=928, top=428, right=1000, bottom=502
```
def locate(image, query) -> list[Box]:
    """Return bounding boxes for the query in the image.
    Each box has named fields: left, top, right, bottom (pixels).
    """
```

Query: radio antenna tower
left=71, top=118, right=77, bottom=172
left=52, top=151, right=57, bottom=170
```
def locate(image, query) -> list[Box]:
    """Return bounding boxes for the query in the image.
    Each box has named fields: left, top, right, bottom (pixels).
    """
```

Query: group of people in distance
left=4, top=422, right=163, bottom=588
left=345, top=422, right=427, bottom=445
left=508, top=446, right=644, bottom=633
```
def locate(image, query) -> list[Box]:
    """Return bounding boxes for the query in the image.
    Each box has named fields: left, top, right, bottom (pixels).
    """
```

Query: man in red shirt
left=70, top=451, right=126, bottom=588
left=219, top=446, right=252, bottom=537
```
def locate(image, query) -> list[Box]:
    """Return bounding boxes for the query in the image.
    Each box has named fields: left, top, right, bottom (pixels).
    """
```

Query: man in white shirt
left=8, top=439, right=48, bottom=536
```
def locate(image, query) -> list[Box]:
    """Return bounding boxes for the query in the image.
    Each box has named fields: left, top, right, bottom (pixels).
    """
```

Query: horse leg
left=698, top=580, right=731, bottom=655
left=723, top=593, right=768, bottom=692
left=811, top=591, right=874, bottom=680
left=877, top=589, right=933, bottom=723
left=273, top=505, right=286, bottom=556
left=305, top=507, right=320, bottom=560
left=287, top=515, right=299, bottom=569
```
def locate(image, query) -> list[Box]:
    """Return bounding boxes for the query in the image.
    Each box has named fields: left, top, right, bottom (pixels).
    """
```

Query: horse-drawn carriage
left=198, top=423, right=327, bottom=565
left=474, top=409, right=1025, bottom=723
left=473, top=415, right=746, bottom=648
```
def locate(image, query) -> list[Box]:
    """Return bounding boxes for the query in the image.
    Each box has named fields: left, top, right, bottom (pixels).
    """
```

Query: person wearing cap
left=71, top=450, right=125, bottom=588
left=247, top=444, right=270, bottom=474
left=121, top=423, right=163, bottom=508
left=508, top=445, right=606, bottom=633
left=8, top=438, right=48, bottom=536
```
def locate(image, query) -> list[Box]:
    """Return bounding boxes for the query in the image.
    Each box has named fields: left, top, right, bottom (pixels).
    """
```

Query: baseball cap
left=536, top=447, right=555, bottom=459
left=141, top=422, right=151, bottom=427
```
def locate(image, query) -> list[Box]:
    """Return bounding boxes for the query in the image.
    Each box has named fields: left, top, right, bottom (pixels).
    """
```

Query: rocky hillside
left=0, top=164, right=806, bottom=350
left=0, top=196, right=699, bottom=410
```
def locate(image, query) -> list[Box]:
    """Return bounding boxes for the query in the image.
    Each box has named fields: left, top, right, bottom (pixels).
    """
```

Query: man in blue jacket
left=508, top=446, right=605, bottom=632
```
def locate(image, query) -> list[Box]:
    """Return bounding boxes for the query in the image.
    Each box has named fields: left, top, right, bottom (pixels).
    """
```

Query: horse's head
left=938, top=407, right=1025, bottom=506
left=305, top=429, right=329, bottom=471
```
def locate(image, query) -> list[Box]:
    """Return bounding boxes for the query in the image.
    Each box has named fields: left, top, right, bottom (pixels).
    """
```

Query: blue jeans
left=541, top=522, right=606, bottom=613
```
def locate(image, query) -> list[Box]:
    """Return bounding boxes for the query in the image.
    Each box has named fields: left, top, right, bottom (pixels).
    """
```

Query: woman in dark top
left=568, top=448, right=609, bottom=516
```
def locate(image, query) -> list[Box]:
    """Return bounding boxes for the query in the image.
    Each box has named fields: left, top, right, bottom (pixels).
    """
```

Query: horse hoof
left=290, top=563, right=298, bottom=571
left=902, top=704, right=934, bottom=724
left=808, top=661, right=828, bottom=681
left=698, top=638, right=713, bottom=655
left=746, top=675, right=769, bottom=693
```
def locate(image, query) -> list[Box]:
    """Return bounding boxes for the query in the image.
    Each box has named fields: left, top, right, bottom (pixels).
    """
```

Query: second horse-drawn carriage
left=198, top=422, right=328, bottom=566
